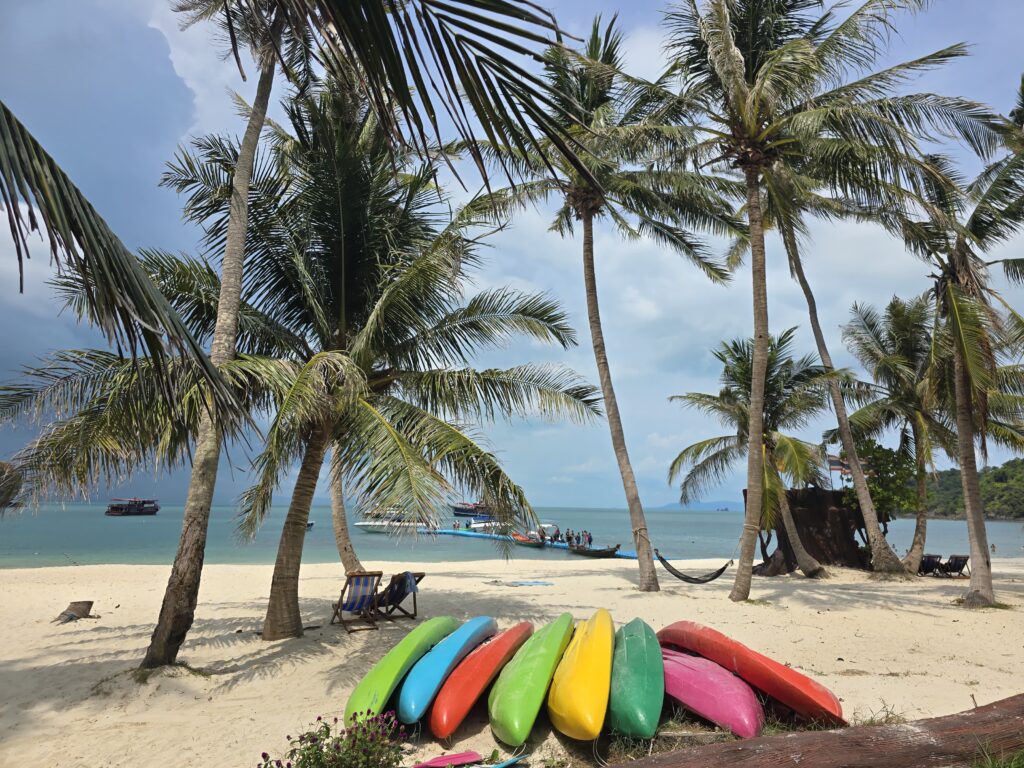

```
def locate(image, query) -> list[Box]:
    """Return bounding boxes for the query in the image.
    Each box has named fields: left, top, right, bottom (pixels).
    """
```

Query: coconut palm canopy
left=668, top=328, right=844, bottom=527
left=0, top=77, right=602, bottom=529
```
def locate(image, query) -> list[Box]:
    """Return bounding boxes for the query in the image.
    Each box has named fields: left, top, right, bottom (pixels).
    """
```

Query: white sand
left=0, top=558, right=1021, bottom=767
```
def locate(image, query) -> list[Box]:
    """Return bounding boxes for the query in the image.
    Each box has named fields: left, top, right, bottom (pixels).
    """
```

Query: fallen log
left=614, top=694, right=1024, bottom=768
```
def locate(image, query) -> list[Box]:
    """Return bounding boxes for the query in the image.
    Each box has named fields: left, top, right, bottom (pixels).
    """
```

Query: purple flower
left=261, top=753, right=269, bottom=761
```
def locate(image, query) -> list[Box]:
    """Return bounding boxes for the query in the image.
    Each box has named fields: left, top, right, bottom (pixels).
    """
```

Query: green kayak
left=608, top=618, right=664, bottom=738
left=488, top=612, right=574, bottom=746
left=345, top=616, right=459, bottom=723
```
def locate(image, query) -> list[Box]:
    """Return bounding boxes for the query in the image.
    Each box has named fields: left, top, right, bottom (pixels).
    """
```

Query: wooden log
left=614, top=694, right=1024, bottom=768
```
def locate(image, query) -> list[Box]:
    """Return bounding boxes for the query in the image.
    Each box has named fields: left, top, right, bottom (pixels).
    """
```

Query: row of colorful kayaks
left=344, top=612, right=846, bottom=746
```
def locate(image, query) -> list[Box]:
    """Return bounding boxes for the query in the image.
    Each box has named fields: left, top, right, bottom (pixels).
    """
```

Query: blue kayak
left=398, top=616, right=498, bottom=723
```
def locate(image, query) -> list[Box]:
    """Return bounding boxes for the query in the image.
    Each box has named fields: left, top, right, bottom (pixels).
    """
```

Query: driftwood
left=53, top=601, right=96, bottom=624
left=613, top=694, right=1024, bottom=768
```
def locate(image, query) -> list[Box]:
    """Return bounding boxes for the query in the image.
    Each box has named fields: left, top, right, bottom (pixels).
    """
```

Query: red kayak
left=657, top=621, right=845, bottom=726
left=429, top=622, right=534, bottom=739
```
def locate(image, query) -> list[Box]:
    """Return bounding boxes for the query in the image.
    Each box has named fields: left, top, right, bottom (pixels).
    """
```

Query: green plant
left=259, top=711, right=404, bottom=768
left=839, top=440, right=917, bottom=519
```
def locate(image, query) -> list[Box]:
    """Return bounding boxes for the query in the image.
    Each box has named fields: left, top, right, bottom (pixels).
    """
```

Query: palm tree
left=225, top=78, right=601, bottom=638
left=842, top=297, right=954, bottom=573
left=663, top=0, right=1000, bottom=597
left=896, top=140, right=1024, bottom=606
left=669, top=329, right=836, bottom=578
left=474, top=17, right=741, bottom=592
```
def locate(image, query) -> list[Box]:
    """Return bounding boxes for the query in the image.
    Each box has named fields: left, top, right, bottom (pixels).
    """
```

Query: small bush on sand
left=258, top=711, right=404, bottom=768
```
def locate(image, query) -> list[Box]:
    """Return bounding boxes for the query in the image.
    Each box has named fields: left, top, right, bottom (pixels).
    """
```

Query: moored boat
left=104, top=498, right=159, bottom=516
left=568, top=544, right=620, bottom=558
left=451, top=501, right=494, bottom=518
left=510, top=532, right=544, bottom=548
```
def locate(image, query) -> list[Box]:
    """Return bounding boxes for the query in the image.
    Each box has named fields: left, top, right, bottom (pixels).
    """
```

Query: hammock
left=654, top=550, right=733, bottom=585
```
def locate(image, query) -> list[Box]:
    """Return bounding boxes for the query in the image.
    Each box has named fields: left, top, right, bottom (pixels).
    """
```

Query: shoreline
left=1, top=558, right=1022, bottom=767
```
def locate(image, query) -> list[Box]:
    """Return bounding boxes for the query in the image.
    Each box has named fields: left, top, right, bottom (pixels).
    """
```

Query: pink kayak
left=413, top=752, right=482, bottom=768
left=662, top=648, right=764, bottom=738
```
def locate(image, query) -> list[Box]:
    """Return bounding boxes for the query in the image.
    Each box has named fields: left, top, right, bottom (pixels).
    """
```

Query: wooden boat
left=345, top=616, right=459, bottom=722
left=657, top=620, right=845, bottom=725
left=451, top=501, right=494, bottom=518
left=662, top=647, right=764, bottom=738
left=548, top=608, right=614, bottom=741
left=608, top=618, right=663, bottom=739
left=568, top=544, right=620, bottom=558
left=430, top=621, right=534, bottom=739
left=488, top=613, right=573, bottom=746
left=511, top=532, right=544, bottom=548
left=398, top=616, right=497, bottom=724
left=104, top=498, right=159, bottom=516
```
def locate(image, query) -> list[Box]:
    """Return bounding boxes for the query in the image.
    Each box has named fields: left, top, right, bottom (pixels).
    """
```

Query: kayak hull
left=430, top=622, right=534, bottom=739
left=608, top=618, right=664, bottom=739
left=657, top=621, right=844, bottom=725
left=398, top=616, right=497, bottom=724
left=662, top=648, right=764, bottom=738
left=547, top=608, right=614, bottom=741
left=345, top=616, right=459, bottom=723
left=488, top=613, right=574, bottom=746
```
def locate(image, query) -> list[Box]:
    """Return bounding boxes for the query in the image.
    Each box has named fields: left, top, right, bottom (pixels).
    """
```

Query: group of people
left=540, top=526, right=593, bottom=548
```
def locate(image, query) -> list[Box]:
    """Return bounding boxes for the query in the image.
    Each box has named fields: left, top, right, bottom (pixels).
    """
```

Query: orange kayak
left=429, top=622, right=534, bottom=739
left=657, top=621, right=845, bottom=726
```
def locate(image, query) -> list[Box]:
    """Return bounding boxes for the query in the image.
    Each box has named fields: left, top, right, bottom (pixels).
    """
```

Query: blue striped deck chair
left=331, top=570, right=383, bottom=633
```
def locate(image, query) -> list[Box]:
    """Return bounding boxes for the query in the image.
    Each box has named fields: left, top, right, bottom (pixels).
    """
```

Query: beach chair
left=376, top=571, right=425, bottom=620
left=939, top=555, right=970, bottom=577
left=918, top=553, right=943, bottom=576
left=330, top=571, right=383, bottom=633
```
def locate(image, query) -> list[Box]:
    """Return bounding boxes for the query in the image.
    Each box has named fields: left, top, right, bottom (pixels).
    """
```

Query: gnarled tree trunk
left=142, top=55, right=277, bottom=669
left=732, top=167, right=770, bottom=602
left=262, top=424, right=331, bottom=641
left=580, top=210, right=658, bottom=592
left=952, top=342, right=994, bottom=607
left=785, top=231, right=904, bottom=574
left=778, top=491, right=827, bottom=578
left=330, top=470, right=363, bottom=573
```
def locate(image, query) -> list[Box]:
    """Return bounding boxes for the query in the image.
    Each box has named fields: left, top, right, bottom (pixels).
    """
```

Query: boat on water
left=568, top=544, right=620, bottom=558
left=511, top=532, right=545, bottom=548
left=355, top=520, right=432, bottom=535
left=104, top=498, right=159, bottom=516
left=451, top=501, right=494, bottom=519
left=306, top=521, right=314, bottom=531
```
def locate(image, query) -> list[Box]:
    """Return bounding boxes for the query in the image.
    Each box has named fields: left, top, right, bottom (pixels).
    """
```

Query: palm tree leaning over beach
left=842, top=297, right=953, bottom=574
left=159, top=77, right=602, bottom=640
left=474, top=17, right=741, bottom=592
left=669, top=329, right=836, bottom=579
left=894, top=138, right=1024, bottom=606
left=662, top=0, right=1002, bottom=596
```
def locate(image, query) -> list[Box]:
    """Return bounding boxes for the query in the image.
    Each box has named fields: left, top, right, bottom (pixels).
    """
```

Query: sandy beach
left=1, top=558, right=1021, bottom=768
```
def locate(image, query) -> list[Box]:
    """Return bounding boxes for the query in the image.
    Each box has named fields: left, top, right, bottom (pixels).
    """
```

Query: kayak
left=547, top=608, right=614, bottom=741
left=412, top=752, right=481, bottom=768
left=430, top=621, right=535, bottom=739
left=398, top=616, right=498, bottom=724
left=662, top=648, right=764, bottom=738
left=488, top=613, right=574, bottom=746
left=657, top=621, right=845, bottom=725
left=608, top=618, right=664, bottom=739
left=344, top=616, right=459, bottom=723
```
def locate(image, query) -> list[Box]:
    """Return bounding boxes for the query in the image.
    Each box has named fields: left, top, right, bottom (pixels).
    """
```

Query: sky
left=1, top=0, right=1023, bottom=509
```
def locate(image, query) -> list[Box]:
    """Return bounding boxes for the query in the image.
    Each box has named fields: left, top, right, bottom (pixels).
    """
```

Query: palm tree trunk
left=329, top=470, right=363, bottom=572
left=784, top=231, right=904, bottom=574
left=902, top=421, right=929, bottom=574
left=731, top=167, right=770, bottom=602
left=580, top=210, right=658, bottom=592
left=262, top=424, right=331, bottom=641
left=952, top=342, right=995, bottom=607
left=141, top=55, right=276, bottom=669
left=778, top=489, right=827, bottom=578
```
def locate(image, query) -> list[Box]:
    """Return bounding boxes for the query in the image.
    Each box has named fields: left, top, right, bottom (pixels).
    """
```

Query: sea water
left=1, top=503, right=1022, bottom=568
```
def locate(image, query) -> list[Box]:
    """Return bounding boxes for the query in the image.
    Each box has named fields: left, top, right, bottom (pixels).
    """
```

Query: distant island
left=657, top=500, right=739, bottom=512
left=924, top=458, right=1024, bottom=520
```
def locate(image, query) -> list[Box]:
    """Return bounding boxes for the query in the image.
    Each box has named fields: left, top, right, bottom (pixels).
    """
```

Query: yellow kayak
left=546, top=608, right=614, bottom=740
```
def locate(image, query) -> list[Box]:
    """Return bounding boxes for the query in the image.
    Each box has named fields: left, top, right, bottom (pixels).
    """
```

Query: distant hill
left=656, top=500, right=739, bottom=512
left=927, top=458, right=1024, bottom=520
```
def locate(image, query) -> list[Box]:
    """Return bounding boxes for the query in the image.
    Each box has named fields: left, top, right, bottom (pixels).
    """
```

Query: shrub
left=258, top=711, right=405, bottom=768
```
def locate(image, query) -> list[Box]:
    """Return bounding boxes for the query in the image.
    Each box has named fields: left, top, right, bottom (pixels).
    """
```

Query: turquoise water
left=1, top=503, right=1021, bottom=568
